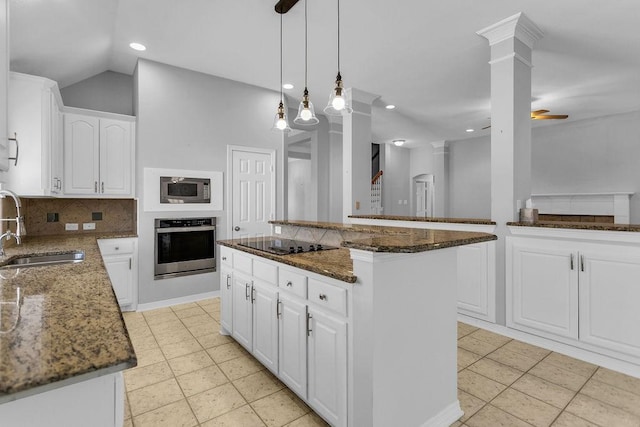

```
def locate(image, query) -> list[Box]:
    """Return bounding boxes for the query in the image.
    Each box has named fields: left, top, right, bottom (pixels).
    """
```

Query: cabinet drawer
left=254, top=259, right=277, bottom=285
left=233, top=251, right=253, bottom=274
left=308, top=279, right=347, bottom=316
left=98, top=239, right=135, bottom=256
left=220, top=246, right=232, bottom=266
left=278, top=268, right=307, bottom=298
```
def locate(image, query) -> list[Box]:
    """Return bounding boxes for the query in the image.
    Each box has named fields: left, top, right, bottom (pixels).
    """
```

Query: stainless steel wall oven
left=154, top=217, right=216, bottom=279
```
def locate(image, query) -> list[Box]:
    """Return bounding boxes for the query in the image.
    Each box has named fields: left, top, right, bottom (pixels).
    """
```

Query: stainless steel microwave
left=160, top=176, right=211, bottom=204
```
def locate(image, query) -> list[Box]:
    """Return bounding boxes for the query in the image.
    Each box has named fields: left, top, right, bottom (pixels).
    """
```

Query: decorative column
left=431, top=141, right=449, bottom=217
left=328, top=116, right=343, bottom=222
left=342, top=88, right=379, bottom=222
left=477, top=12, right=543, bottom=324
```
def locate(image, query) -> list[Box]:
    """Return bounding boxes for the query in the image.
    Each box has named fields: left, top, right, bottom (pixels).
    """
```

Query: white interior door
left=230, top=147, right=275, bottom=239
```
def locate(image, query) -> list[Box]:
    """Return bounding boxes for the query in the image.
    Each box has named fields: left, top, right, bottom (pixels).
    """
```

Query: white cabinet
left=0, top=0, right=8, bottom=172
left=231, top=270, right=253, bottom=350
left=278, top=293, right=307, bottom=398
left=220, top=265, right=233, bottom=333
left=252, top=280, right=279, bottom=374
left=307, top=307, right=347, bottom=427
left=64, top=109, right=135, bottom=197
left=507, top=236, right=640, bottom=360
left=98, top=238, right=138, bottom=311
left=457, top=241, right=496, bottom=322
left=6, top=72, right=63, bottom=196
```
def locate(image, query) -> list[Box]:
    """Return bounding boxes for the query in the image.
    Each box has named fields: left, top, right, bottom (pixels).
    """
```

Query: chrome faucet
left=0, top=189, right=25, bottom=257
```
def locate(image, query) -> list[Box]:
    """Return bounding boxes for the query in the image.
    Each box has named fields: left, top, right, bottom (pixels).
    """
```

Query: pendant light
left=273, top=14, right=292, bottom=132
left=293, top=0, right=319, bottom=125
left=324, top=0, right=352, bottom=116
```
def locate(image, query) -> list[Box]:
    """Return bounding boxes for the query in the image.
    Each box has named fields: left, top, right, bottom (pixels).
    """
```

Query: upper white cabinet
left=64, top=108, right=135, bottom=197
left=0, top=0, right=8, bottom=172
left=6, top=72, right=63, bottom=196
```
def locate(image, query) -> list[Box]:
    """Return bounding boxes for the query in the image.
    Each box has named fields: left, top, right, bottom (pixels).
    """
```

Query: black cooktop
left=238, top=238, right=339, bottom=255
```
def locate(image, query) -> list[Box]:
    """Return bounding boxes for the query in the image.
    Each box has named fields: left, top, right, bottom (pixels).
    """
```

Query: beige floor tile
left=219, top=355, right=265, bottom=381
left=132, top=398, right=198, bottom=427
left=566, top=393, right=640, bottom=427
left=207, top=342, right=246, bottom=363
left=177, top=365, right=229, bottom=397
left=188, top=320, right=220, bottom=337
left=171, top=302, right=201, bottom=311
left=197, top=332, right=234, bottom=349
left=468, top=358, right=524, bottom=386
left=148, top=318, right=185, bottom=333
left=502, top=340, right=551, bottom=361
left=234, top=370, right=285, bottom=402
left=168, top=350, right=215, bottom=377
left=210, top=311, right=221, bottom=322
left=458, top=348, right=483, bottom=371
left=511, top=374, right=576, bottom=409
left=123, top=418, right=133, bottom=427
left=457, top=369, right=507, bottom=401
left=580, top=379, right=640, bottom=417
left=468, top=329, right=512, bottom=347
left=486, top=347, right=540, bottom=372
left=124, top=392, right=131, bottom=419
left=543, top=353, right=598, bottom=378
left=187, top=382, right=247, bottom=423
left=529, top=361, right=590, bottom=392
left=591, top=367, right=640, bottom=397
left=154, top=328, right=194, bottom=346
left=251, top=389, right=310, bottom=427
left=466, top=404, right=534, bottom=427
left=551, top=412, right=599, bottom=427
left=132, top=334, right=160, bottom=352
left=492, top=388, right=561, bottom=427
left=201, top=405, right=267, bottom=427
left=125, top=320, right=151, bottom=335
left=128, top=378, right=184, bottom=417
left=284, top=412, right=330, bottom=426
left=458, top=389, right=486, bottom=422
left=181, top=313, right=214, bottom=327
left=127, top=325, right=153, bottom=341
left=450, top=422, right=463, bottom=427
left=458, top=336, right=500, bottom=356
left=124, top=361, right=174, bottom=391
left=458, top=322, right=480, bottom=339
left=134, top=347, right=166, bottom=368
left=144, top=310, right=179, bottom=325
left=160, top=337, right=204, bottom=359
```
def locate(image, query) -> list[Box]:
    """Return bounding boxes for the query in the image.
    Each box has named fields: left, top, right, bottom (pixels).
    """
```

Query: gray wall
left=61, top=71, right=134, bottom=115
left=448, top=136, right=491, bottom=219
left=135, top=59, right=284, bottom=305
left=382, top=144, right=411, bottom=216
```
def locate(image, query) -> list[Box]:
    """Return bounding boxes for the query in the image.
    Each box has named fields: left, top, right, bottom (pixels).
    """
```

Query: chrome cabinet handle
left=245, top=283, right=250, bottom=300
left=286, top=281, right=293, bottom=287
left=580, top=255, right=585, bottom=272
left=306, top=312, right=313, bottom=336
left=319, top=294, right=327, bottom=301
left=251, top=285, right=255, bottom=303
left=129, top=258, right=132, bottom=269
left=8, top=133, right=18, bottom=166
left=226, top=274, right=231, bottom=289
left=101, top=182, right=104, bottom=193
left=94, top=181, right=98, bottom=193
left=276, top=299, right=281, bottom=318
left=570, top=254, right=574, bottom=270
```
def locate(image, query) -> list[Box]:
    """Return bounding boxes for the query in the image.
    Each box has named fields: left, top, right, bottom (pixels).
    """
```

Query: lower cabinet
left=98, top=238, right=137, bottom=311
left=456, top=241, right=495, bottom=322
left=220, top=246, right=348, bottom=427
left=507, top=236, right=640, bottom=361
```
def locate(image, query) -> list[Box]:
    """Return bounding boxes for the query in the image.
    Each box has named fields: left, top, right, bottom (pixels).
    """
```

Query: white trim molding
left=476, top=12, right=544, bottom=49
left=531, top=192, right=634, bottom=224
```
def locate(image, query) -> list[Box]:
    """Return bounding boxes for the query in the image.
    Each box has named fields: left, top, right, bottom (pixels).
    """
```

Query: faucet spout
left=0, top=189, right=26, bottom=241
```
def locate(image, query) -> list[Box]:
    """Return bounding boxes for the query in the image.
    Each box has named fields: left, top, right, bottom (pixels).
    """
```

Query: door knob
left=234, top=226, right=240, bottom=231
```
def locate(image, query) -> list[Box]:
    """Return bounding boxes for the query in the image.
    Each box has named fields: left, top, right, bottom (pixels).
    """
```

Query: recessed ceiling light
left=393, top=139, right=405, bottom=146
left=129, top=42, right=146, bottom=51
left=385, top=104, right=396, bottom=110
left=283, top=83, right=294, bottom=90
left=466, top=128, right=474, bottom=133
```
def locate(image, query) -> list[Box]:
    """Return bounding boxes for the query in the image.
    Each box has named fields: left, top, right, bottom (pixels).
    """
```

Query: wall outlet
left=65, top=223, right=79, bottom=231
left=274, top=226, right=282, bottom=234
left=83, top=223, right=96, bottom=230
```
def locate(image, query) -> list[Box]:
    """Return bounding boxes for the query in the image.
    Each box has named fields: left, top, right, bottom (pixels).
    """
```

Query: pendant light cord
left=337, top=0, right=340, bottom=73
left=280, top=14, right=284, bottom=101
left=304, top=0, right=308, bottom=88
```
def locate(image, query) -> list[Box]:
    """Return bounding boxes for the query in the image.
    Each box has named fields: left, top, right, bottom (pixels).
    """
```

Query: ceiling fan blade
left=481, top=125, right=491, bottom=130
left=532, top=114, right=569, bottom=120
left=531, top=109, right=550, bottom=116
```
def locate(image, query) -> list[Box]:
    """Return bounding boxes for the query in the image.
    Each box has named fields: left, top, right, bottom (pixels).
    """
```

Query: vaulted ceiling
left=10, top=0, right=640, bottom=147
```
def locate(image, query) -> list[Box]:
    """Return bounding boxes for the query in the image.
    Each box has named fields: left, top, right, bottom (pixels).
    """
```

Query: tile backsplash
left=16, top=198, right=137, bottom=236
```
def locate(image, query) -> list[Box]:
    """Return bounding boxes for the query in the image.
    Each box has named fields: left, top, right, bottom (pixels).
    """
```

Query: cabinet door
left=579, top=246, right=640, bottom=358
left=0, top=0, right=8, bottom=172
left=64, top=114, right=100, bottom=195
left=457, top=242, right=494, bottom=321
left=220, top=266, right=233, bottom=334
left=307, top=307, right=347, bottom=427
left=252, top=280, right=279, bottom=374
left=508, top=238, right=578, bottom=340
left=231, top=271, right=253, bottom=351
left=103, top=255, right=134, bottom=307
left=278, top=293, right=307, bottom=399
left=49, top=95, right=63, bottom=194
left=100, top=119, right=132, bottom=195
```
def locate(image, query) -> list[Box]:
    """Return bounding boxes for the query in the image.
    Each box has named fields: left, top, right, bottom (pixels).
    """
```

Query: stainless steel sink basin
left=0, top=250, right=85, bottom=269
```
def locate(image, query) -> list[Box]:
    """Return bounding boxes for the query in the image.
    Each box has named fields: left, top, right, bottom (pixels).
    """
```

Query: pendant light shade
left=324, top=0, right=352, bottom=116
left=272, top=14, right=292, bottom=132
left=294, top=0, right=319, bottom=125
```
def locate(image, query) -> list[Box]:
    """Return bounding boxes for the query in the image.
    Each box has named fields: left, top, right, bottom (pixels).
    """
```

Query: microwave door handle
left=156, top=225, right=217, bottom=233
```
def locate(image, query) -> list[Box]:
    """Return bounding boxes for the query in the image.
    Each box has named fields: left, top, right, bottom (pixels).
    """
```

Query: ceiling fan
left=482, top=110, right=569, bottom=129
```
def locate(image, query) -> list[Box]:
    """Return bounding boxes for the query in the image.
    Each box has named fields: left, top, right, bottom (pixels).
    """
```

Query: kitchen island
left=0, top=234, right=136, bottom=426
left=219, top=221, right=496, bottom=427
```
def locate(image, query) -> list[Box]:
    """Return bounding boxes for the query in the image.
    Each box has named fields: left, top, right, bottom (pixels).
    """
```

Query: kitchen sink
left=0, top=250, right=85, bottom=269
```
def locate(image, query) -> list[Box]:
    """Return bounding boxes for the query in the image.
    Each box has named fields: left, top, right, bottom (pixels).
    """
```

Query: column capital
left=431, top=140, right=449, bottom=154
left=347, top=88, right=380, bottom=105
left=476, top=12, right=543, bottom=49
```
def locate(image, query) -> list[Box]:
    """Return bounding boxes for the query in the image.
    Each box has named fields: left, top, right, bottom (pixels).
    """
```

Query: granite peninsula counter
left=0, top=233, right=137, bottom=405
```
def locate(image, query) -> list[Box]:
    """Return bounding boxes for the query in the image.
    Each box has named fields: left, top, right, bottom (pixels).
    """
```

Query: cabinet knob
left=115, top=247, right=119, bottom=250
left=286, top=281, right=293, bottom=287
left=319, top=294, right=327, bottom=301
left=222, top=256, right=227, bottom=261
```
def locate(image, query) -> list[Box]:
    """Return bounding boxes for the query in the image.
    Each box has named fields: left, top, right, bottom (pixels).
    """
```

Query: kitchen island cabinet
left=219, top=223, right=496, bottom=427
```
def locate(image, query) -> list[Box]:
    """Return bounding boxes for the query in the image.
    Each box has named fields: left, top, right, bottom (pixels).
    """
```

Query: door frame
left=226, top=145, right=277, bottom=239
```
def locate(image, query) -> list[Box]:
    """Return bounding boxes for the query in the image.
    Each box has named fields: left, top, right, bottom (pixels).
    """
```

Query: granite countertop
left=340, top=228, right=497, bottom=252
left=0, top=233, right=137, bottom=400
left=349, top=215, right=496, bottom=225
left=507, top=221, right=640, bottom=232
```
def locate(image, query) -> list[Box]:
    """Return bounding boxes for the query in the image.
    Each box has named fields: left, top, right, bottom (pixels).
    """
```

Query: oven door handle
left=156, top=225, right=217, bottom=233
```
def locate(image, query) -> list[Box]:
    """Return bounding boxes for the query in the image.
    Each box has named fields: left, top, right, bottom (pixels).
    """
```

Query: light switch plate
left=274, top=226, right=282, bottom=234
left=65, top=223, right=79, bottom=231
left=83, top=223, right=96, bottom=230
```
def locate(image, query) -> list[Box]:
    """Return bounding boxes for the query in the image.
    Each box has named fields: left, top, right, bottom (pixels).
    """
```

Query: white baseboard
left=137, top=291, right=220, bottom=312
left=458, top=314, right=640, bottom=379
left=420, top=400, right=463, bottom=427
